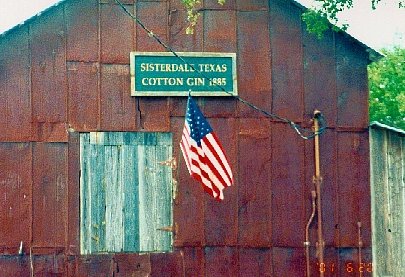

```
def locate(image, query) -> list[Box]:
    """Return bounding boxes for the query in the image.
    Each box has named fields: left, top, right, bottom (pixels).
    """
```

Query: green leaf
left=302, top=10, right=330, bottom=39
left=368, top=48, right=405, bottom=129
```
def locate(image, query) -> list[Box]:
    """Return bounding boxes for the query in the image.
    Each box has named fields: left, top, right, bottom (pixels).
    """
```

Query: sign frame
left=130, top=52, right=237, bottom=97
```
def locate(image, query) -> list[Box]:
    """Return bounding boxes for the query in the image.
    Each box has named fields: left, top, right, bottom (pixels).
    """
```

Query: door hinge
left=156, top=223, right=178, bottom=234
left=158, top=157, right=177, bottom=170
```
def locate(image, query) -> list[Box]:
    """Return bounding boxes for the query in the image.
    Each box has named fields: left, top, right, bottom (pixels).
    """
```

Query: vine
left=182, top=0, right=226, bottom=34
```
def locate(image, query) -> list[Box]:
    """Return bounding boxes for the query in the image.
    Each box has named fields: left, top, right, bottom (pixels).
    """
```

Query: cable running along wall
left=114, top=0, right=327, bottom=140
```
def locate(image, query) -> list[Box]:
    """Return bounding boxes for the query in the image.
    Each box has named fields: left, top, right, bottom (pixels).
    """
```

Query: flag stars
left=185, top=96, right=213, bottom=143
left=180, top=95, right=233, bottom=201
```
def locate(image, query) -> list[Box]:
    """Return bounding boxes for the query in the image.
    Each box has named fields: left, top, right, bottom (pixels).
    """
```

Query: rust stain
left=0, top=0, right=372, bottom=275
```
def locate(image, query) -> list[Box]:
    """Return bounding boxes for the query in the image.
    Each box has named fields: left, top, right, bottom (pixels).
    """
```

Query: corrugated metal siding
left=238, top=119, right=272, bottom=246
left=100, top=64, right=137, bottom=130
left=32, top=143, right=68, bottom=250
left=304, top=130, right=338, bottom=246
left=237, top=10, right=272, bottom=117
left=271, top=123, right=305, bottom=247
left=0, top=143, right=32, bottom=250
left=270, top=0, right=303, bottom=122
left=337, top=132, right=371, bottom=247
left=0, top=28, right=32, bottom=142
left=336, top=36, right=369, bottom=129
left=303, top=27, right=337, bottom=127
left=0, top=0, right=374, bottom=275
left=31, top=4, right=67, bottom=142
left=370, top=126, right=405, bottom=277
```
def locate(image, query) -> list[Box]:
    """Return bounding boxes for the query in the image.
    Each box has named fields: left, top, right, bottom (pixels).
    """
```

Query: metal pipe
left=314, top=110, right=325, bottom=277
left=305, top=190, right=317, bottom=277
left=358, top=221, right=363, bottom=277
left=30, top=247, right=34, bottom=277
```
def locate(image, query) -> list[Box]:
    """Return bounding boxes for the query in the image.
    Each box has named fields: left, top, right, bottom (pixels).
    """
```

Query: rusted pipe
left=314, top=110, right=325, bottom=277
left=305, top=190, right=317, bottom=277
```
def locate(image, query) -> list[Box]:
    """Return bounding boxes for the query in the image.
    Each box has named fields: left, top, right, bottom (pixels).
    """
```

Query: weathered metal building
left=0, top=0, right=377, bottom=275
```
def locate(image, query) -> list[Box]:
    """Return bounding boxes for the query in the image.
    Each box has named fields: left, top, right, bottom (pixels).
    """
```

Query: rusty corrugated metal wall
left=0, top=0, right=372, bottom=275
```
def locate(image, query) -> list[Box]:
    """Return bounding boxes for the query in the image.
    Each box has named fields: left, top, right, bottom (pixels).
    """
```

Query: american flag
left=180, top=96, right=233, bottom=200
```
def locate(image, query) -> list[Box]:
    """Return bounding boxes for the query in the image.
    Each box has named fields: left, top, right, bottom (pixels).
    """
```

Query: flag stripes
left=180, top=96, right=233, bottom=200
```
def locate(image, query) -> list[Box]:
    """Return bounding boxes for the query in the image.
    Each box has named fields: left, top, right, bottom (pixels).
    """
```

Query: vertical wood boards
left=370, top=127, right=405, bottom=277
left=80, top=132, right=173, bottom=254
left=122, top=144, right=139, bottom=252
left=67, top=133, right=80, bottom=255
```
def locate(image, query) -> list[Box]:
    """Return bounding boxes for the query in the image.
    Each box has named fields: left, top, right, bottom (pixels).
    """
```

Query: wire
left=114, top=0, right=327, bottom=139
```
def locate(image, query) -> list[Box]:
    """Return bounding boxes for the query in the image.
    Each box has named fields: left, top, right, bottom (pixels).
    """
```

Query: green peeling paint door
left=80, top=132, right=173, bottom=254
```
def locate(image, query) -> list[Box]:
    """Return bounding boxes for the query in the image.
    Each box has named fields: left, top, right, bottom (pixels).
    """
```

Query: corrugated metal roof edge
left=0, top=0, right=67, bottom=38
left=290, top=0, right=384, bottom=62
left=370, top=121, right=405, bottom=136
left=0, top=0, right=383, bottom=62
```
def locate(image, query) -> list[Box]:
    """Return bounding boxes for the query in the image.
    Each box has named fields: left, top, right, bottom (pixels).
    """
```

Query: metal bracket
left=157, top=223, right=178, bottom=234
left=158, top=157, right=177, bottom=170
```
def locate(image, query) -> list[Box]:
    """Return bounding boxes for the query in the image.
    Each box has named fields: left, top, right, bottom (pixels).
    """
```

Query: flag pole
left=314, top=110, right=325, bottom=277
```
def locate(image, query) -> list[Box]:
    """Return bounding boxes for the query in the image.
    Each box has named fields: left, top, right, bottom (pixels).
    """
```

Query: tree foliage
left=180, top=1, right=405, bottom=130
left=181, top=0, right=404, bottom=37
left=368, top=48, right=405, bottom=130
left=302, top=0, right=404, bottom=38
